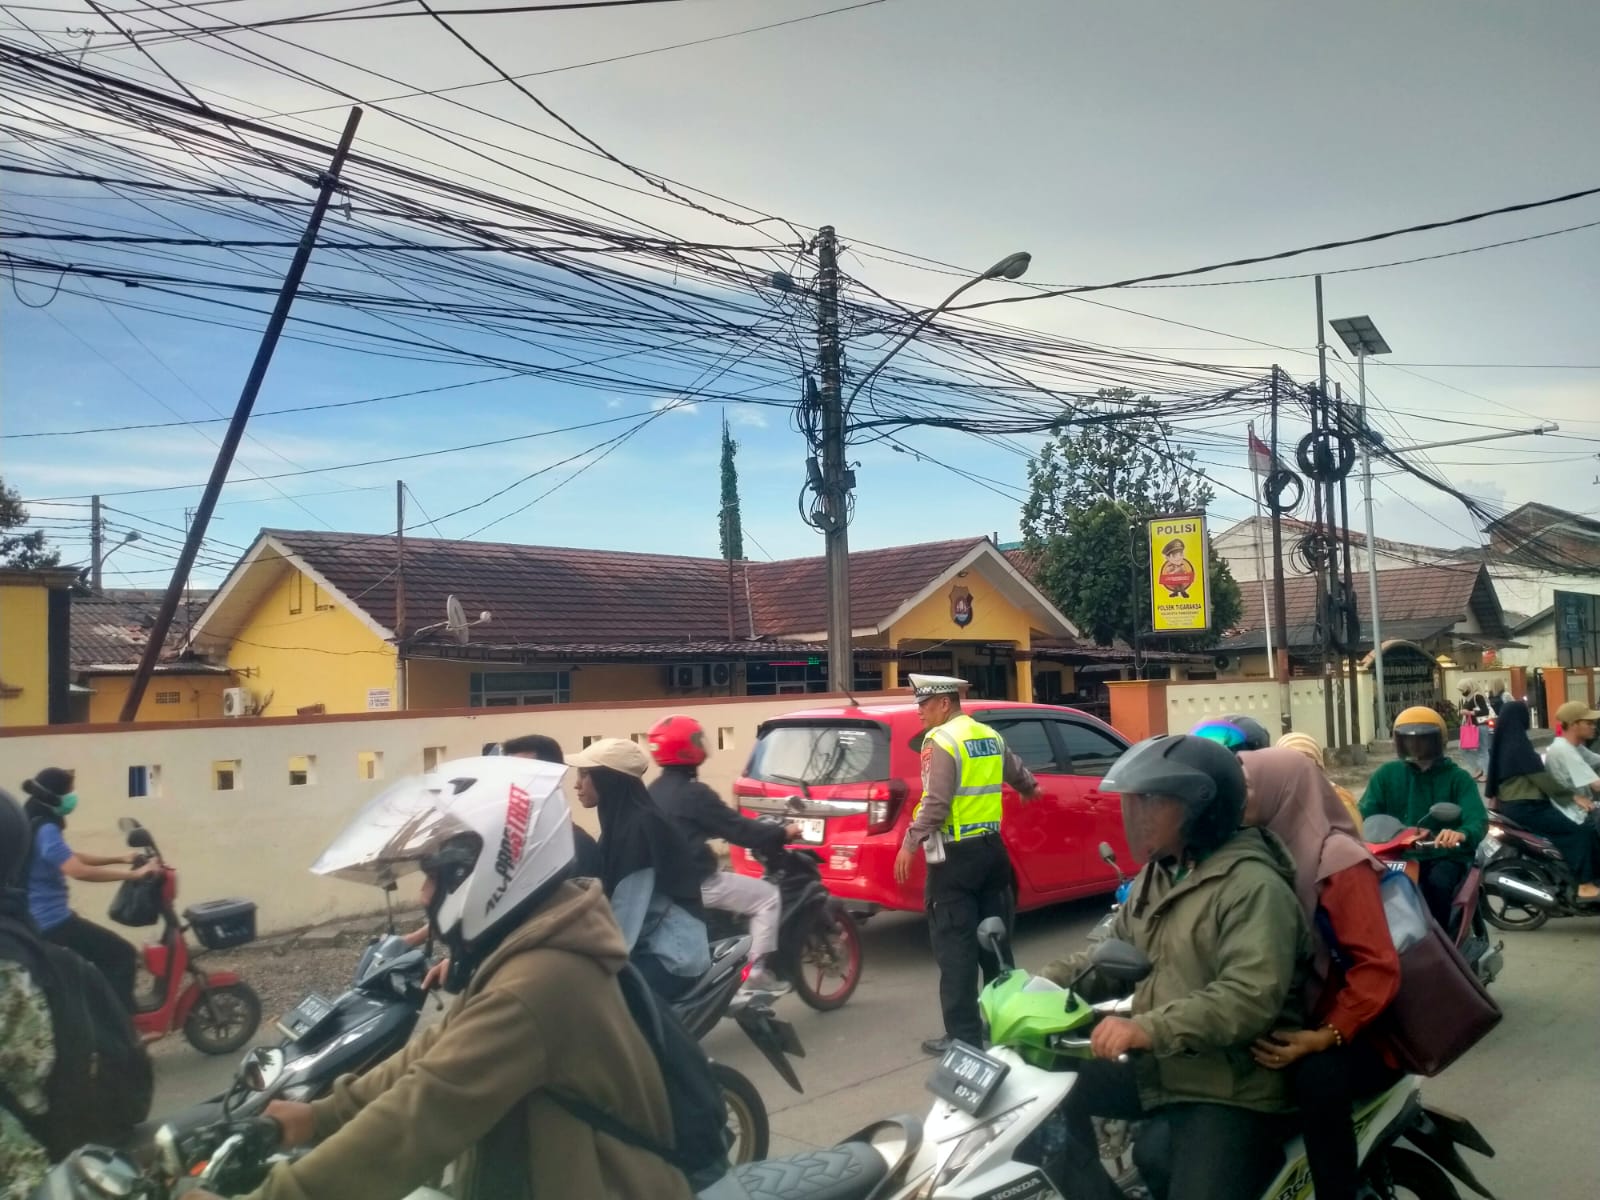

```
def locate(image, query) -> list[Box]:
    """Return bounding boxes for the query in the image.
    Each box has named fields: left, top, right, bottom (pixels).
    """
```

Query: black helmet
left=1191, top=714, right=1272, bottom=753
left=1105, top=734, right=1246, bottom=855
left=0, top=789, right=30, bottom=893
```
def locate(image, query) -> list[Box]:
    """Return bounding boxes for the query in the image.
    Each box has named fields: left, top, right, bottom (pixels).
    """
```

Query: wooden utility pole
left=395, top=480, right=407, bottom=711
left=815, top=226, right=852, bottom=694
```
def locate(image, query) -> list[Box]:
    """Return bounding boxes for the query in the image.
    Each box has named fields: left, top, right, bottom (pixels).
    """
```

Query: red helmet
left=648, top=715, right=708, bottom=767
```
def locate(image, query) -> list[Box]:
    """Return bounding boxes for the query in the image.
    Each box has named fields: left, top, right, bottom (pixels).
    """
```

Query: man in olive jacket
left=1038, top=734, right=1311, bottom=1200
left=207, top=758, right=696, bottom=1200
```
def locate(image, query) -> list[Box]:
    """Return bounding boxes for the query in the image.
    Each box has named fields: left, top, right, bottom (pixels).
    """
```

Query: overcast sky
left=3, top=0, right=1598, bottom=593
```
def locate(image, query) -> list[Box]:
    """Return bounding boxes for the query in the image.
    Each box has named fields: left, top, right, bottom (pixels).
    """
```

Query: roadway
left=156, top=898, right=1595, bottom=1197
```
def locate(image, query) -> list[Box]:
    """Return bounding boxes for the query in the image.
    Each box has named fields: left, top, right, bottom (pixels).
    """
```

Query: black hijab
left=1485, top=700, right=1545, bottom=798
left=0, top=789, right=36, bottom=924
left=588, top=766, right=704, bottom=911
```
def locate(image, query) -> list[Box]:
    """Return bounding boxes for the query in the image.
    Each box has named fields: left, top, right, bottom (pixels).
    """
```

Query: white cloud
left=728, top=407, right=769, bottom=429
left=651, top=397, right=700, bottom=416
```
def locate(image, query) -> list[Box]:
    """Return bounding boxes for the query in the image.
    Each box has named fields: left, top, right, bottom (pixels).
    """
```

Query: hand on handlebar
left=1434, top=829, right=1467, bottom=850
left=130, top=861, right=162, bottom=881
left=262, top=1100, right=316, bottom=1149
left=422, top=956, right=451, bottom=992
left=1089, top=1015, right=1151, bottom=1061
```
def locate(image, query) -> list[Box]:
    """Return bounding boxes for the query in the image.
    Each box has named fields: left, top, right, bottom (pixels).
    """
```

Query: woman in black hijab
left=567, top=740, right=708, bottom=998
left=1486, top=700, right=1599, bottom=895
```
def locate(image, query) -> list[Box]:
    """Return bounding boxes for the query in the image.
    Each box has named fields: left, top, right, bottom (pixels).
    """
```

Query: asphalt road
left=156, top=897, right=1596, bottom=1197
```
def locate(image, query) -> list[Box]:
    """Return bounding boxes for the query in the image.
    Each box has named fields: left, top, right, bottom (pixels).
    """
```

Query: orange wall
left=87, top=673, right=233, bottom=723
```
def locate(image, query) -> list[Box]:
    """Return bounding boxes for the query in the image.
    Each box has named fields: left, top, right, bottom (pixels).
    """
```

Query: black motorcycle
left=708, top=834, right=865, bottom=1012
left=677, top=932, right=806, bottom=1165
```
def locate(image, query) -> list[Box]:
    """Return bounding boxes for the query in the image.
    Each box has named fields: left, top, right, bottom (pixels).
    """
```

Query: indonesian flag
left=1247, top=428, right=1279, bottom=476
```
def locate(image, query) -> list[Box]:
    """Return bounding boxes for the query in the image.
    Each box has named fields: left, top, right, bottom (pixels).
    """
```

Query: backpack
left=474, top=962, right=731, bottom=1198
left=0, top=917, right=154, bottom=1160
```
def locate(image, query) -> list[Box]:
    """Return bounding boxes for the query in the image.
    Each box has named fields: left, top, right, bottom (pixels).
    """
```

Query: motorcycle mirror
left=1098, top=841, right=1128, bottom=885
left=125, top=827, right=155, bottom=850
left=1426, top=802, right=1462, bottom=828
left=1089, top=938, right=1153, bottom=984
left=976, top=916, right=1014, bottom=973
left=117, top=817, right=142, bottom=833
left=1362, top=814, right=1406, bottom=843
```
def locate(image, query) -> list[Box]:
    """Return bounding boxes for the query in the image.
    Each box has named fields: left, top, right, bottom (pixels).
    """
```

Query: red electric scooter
left=112, top=817, right=263, bottom=1055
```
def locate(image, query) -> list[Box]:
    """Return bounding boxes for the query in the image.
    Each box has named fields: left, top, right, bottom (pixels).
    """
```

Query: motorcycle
left=111, top=818, right=262, bottom=1055
left=675, top=931, right=808, bottom=1165
left=32, top=1115, right=448, bottom=1200
left=1479, top=808, right=1600, bottom=930
left=708, top=816, right=865, bottom=1011
left=1363, top=802, right=1504, bottom=987
left=868, top=917, right=1497, bottom=1199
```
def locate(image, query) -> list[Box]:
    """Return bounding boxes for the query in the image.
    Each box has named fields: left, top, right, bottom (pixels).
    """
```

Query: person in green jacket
left=1360, top=706, right=1487, bottom=932
left=1038, top=734, right=1311, bottom=1200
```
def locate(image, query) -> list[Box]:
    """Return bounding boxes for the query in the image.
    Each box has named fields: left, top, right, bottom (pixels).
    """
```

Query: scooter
left=110, top=818, right=262, bottom=1055
left=873, top=917, right=1498, bottom=1199
left=1363, top=802, right=1505, bottom=986
left=1479, top=808, right=1600, bottom=930
left=708, top=815, right=865, bottom=1011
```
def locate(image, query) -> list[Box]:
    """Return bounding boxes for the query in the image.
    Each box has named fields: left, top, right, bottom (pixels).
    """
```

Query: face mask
left=57, top=793, right=78, bottom=816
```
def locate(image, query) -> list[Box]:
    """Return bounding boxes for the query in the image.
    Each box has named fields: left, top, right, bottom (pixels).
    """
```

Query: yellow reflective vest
left=918, top=711, right=1006, bottom=841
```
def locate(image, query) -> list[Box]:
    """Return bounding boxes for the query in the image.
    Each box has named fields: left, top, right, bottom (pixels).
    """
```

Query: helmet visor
left=1395, top=730, right=1443, bottom=764
left=1191, top=721, right=1251, bottom=752
left=311, top=773, right=476, bottom=888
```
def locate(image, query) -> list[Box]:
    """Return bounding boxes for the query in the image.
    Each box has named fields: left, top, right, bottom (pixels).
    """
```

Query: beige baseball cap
left=1555, top=700, right=1600, bottom=725
left=565, top=737, right=650, bottom=777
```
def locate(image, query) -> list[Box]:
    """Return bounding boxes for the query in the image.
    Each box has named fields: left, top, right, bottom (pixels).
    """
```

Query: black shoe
left=921, top=1036, right=952, bottom=1056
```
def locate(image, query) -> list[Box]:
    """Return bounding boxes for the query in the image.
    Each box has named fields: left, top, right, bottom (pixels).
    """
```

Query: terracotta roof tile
left=264, top=530, right=987, bottom=646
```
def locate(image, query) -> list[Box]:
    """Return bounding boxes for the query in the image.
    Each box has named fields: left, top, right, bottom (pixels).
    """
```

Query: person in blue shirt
left=22, top=767, right=158, bottom=1012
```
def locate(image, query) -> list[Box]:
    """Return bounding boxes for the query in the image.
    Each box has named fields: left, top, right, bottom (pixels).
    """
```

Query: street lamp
left=844, top=252, right=1031, bottom=413
left=819, top=251, right=1030, bottom=694
left=1329, top=315, right=1392, bottom=736
left=93, top=530, right=140, bottom=589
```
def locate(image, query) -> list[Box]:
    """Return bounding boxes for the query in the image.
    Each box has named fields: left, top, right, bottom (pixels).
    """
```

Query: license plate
left=927, top=1039, right=1010, bottom=1116
left=278, top=992, right=336, bottom=1041
left=795, top=817, right=825, bottom=844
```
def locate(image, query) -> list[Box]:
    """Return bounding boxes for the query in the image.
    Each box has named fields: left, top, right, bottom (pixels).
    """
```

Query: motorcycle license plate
left=278, top=992, right=336, bottom=1041
left=795, top=818, right=825, bottom=844
left=927, top=1039, right=1010, bottom=1116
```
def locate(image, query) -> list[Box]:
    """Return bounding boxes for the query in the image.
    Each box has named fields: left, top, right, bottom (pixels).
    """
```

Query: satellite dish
left=446, top=595, right=469, bottom=645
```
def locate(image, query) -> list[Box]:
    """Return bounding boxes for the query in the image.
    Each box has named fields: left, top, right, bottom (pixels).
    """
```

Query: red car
left=729, top=700, right=1137, bottom=914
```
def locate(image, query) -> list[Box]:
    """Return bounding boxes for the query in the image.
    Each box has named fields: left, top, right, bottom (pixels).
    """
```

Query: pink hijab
left=1238, top=747, right=1380, bottom=921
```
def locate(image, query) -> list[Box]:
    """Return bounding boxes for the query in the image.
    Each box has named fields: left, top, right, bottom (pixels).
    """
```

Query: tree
left=1021, top=390, right=1242, bottom=650
left=718, top=412, right=744, bottom=561
left=0, top=476, right=59, bottom=568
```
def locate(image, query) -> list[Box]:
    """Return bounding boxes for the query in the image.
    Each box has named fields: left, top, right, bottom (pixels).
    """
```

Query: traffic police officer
left=894, top=674, right=1038, bottom=1055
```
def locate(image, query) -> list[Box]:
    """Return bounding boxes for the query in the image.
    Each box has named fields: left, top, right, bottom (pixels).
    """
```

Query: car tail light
left=866, top=778, right=909, bottom=834
left=732, top=781, right=761, bottom=799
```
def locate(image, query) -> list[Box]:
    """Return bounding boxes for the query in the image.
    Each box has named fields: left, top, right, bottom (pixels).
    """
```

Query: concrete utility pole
left=121, top=107, right=363, bottom=721
left=813, top=226, right=852, bottom=694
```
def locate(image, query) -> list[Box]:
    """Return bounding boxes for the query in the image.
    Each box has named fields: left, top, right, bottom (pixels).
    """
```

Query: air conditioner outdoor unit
left=668, top=664, right=702, bottom=690
left=222, top=687, right=256, bottom=718
left=1213, top=654, right=1242, bottom=674
left=709, top=662, right=735, bottom=689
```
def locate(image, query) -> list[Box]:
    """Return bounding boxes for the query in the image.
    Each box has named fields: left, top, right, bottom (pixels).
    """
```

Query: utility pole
left=90, top=494, right=103, bottom=591
left=120, top=107, right=363, bottom=722
left=1335, top=384, right=1362, bottom=749
left=1269, top=369, right=1292, bottom=729
left=1313, top=278, right=1339, bottom=748
left=395, top=480, right=407, bottom=712
left=814, top=226, right=852, bottom=694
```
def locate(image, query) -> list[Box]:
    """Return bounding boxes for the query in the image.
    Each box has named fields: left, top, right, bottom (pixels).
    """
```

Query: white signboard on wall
left=366, top=688, right=393, bottom=711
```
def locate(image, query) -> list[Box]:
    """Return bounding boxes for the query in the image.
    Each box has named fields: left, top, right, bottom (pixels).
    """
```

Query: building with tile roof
left=185, top=529, right=1156, bottom=717
left=69, top=588, right=231, bottom=722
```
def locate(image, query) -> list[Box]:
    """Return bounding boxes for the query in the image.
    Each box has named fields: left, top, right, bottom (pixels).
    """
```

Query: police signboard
left=1147, top=514, right=1211, bottom=633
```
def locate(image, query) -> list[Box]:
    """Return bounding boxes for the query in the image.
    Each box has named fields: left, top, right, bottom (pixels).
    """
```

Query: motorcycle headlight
left=917, top=1107, right=1023, bottom=1195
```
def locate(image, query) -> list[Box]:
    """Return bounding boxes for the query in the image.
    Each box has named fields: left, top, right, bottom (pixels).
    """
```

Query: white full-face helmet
left=312, top=756, right=575, bottom=966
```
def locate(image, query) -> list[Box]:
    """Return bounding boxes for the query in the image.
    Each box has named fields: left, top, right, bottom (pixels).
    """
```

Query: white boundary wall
left=1, top=696, right=868, bottom=933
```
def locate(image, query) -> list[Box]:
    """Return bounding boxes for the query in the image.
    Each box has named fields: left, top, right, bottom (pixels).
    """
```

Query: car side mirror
left=1089, top=937, right=1152, bottom=984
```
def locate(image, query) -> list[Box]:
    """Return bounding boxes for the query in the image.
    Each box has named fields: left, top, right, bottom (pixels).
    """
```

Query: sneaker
left=741, top=967, right=791, bottom=996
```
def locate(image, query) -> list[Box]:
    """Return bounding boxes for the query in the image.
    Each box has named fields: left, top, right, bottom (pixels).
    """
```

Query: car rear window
left=747, top=723, right=891, bottom=785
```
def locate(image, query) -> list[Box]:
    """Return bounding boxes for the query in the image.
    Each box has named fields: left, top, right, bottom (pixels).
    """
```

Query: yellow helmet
left=1392, top=706, right=1447, bottom=765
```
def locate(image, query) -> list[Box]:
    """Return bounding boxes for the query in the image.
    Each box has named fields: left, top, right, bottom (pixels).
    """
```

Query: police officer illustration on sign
left=893, top=674, right=1039, bottom=1055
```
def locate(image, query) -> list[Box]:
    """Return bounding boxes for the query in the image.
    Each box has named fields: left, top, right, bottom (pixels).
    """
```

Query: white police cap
left=909, top=673, right=969, bottom=700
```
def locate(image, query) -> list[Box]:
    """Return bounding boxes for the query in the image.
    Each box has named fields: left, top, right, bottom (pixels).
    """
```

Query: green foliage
left=718, top=416, right=744, bottom=562
left=0, top=477, right=59, bottom=569
left=1021, top=390, right=1242, bottom=649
